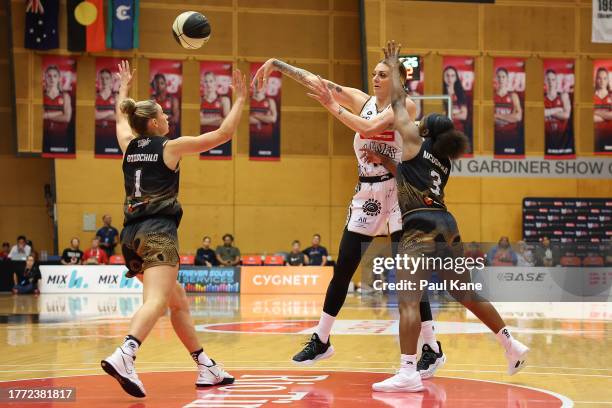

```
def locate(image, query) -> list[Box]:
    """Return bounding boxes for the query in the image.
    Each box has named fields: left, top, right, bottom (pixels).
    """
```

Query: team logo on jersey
left=363, top=199, right=382, bottom=217
left=137, top=138, right=152, bottom=148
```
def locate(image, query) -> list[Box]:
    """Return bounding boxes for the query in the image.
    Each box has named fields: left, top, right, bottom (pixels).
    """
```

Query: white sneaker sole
left=101, top=359, right=146, bottom=398
left=292, top=346, right=335, bottom=366
left=419, top=353, right=446, bottom=379
left=372, top=381, right=425, bottom=393
left=507, top=347, right=529, bottom=375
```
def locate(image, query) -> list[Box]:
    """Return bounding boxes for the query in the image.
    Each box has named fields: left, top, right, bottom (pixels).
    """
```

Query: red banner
left=42, top=55, right=77, bottom=158
left=543, top=59, right=575, bottom=159
left=199, top=61, right=233, bottom=160
left=94, top=57, right=122, bottom=158
left=406, top=57, right=425, bottom=121
left=149, top=59, right=182, bottom=140
left=249, top=62, right=281, bottom=161
left=442, top=56, right=474, bottom=156
left=493, top=57, right=525, bottom=158
left=593, top=60, right=612, bottom=155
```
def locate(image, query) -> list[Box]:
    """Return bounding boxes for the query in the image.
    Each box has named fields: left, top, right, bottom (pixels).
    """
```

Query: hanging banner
left=95, top=57, right=122, bottom=158
left=42, top=55, right=77, bottom=158
left=493, top=57, right=525, bottom=158
left=199, top=61, right=233, bottom=160
left=403, top=56, right=425, bottom=121
left=592, top=0, right=612, bottom=43
left=149, top=59, right=182, bottom=140
left=543, top=59, right=575, bottom=159
left=249, top=62, right=281, bottom=161
left=593, top=60, right=612, bottom=155
left=442, top=56, right=474, bottom=156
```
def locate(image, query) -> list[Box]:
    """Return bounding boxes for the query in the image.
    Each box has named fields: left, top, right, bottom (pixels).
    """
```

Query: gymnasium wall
left=0, top=1, right=54, bottom=253
left=364, top=0, right=612, bottom=242
left=8, top=0, right=363, bottom=255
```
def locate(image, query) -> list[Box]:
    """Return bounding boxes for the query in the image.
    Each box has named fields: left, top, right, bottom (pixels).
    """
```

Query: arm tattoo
left=326, top=82, right=343, bottom=93
left=272, top=59, right=313, bottom=86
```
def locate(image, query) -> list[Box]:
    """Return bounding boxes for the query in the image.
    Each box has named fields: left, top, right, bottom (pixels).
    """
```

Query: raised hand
left=231, top=69, right=247, bottom=102
left=251, top=59, right=276, bottom=92
left=116, top=60, right=136, bottom=90
left=306, top=75, right=334, bottom=107
left=383, top=40, right=402, bottom=69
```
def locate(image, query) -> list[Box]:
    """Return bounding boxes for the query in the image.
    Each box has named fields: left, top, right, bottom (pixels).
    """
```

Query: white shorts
left=345, top=178, right=402, bottom=236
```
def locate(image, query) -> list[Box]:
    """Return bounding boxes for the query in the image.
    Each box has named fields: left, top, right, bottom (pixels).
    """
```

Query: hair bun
left=120, top=98, right=137, bottom=116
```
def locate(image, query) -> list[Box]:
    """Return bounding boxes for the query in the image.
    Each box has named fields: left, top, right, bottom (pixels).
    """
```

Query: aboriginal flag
left=66, top=0, right=106, bottom=52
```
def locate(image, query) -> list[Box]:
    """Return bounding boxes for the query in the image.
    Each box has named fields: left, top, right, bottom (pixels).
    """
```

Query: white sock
left=400, top=354, right=417, bottom=374
left=315, top=311, right=335, bottom=343
left=120, top=336, right=140, bottom=358
left=191, top=348, right=213, bottom=366
left=420, top=321, right=439, bottom=353
left=496, top=327, right=513, bottom=351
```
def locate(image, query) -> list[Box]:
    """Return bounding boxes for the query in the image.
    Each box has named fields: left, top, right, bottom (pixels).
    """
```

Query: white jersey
left=353, top=96, right=403, bottom=177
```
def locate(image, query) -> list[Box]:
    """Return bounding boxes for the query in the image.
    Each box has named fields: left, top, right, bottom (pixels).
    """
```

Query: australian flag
left=24, top=0, right=59, bottom=50
left=107, top=0, right=140, bottom=50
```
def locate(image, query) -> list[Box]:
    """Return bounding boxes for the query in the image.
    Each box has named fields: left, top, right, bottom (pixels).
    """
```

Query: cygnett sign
left=241, top=267, right=333, bottom=294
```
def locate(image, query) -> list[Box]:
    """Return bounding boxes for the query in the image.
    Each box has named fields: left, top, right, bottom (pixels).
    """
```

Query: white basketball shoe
left=196, top=359, right=235, bottom=387
left=372, top=370, right=425, bottom=393
left=505, top=339, right=529, bottom=375
left=101, top=347, right=146, bottom=398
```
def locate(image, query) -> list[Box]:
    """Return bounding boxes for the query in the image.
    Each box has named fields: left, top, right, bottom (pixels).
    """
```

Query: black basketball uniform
left=396, top=138, right=461, bottom=259
left=121, top=136, right=183, bottom=277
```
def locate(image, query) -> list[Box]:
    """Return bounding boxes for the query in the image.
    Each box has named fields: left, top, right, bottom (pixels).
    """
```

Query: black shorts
left=120, top=217, right=180, bottom=278
left=399, top=209, right=463, bottom=258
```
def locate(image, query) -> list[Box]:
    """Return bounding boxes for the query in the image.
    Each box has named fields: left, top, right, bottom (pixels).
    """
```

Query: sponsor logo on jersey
left=362, top=199, right=382, bottom=217
left=137, top=138, right=152, bottom=148
left=359, top=130, right=395, bottom=142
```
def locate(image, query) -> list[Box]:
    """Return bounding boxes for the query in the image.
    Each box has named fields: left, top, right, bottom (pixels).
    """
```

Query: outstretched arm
left=252, top=58, right=369, bottom=113
left=115, top=60, right=136, bottom=154
left=384, top=41, right=422, bottom=161
left=164, top=70, right=247, bottom=163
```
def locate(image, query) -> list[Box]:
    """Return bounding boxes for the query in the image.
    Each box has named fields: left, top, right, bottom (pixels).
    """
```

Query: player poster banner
left=592, top=0, right=612, bottom=43
left=442, top=56, right=474, bottom=156
left=405, top=56, right=424, bottom=121
left=149, top=59, right=182, bottom=140
left=593, top=60, right=612, bottom=155
left=42, top=55, right=77, bottom=158
left=493, top=57, right=525, bottom=158
left=249, top=62, right=281, bottom=160
left=199, top=61, right=233, bottom=159
left=543, top=59, right=575, bottom=159
left=95, top=57, right=122, bottom=158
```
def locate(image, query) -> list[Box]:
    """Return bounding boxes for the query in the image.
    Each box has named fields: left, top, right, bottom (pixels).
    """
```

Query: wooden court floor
left=0, top=293, right=610, bottom=407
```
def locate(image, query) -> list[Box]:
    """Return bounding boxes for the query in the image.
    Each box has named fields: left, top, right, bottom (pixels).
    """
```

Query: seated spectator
left=96, top=214, right=119, bottom=258
left=216, top=234, right=241, bottom=266
left=26, top=239, right=39, bottom=262
left=286, top=240, right=309, bottom=266
left=195, top=236, right=219, bottom=267
left=83, top=237, right=109, bottom=265
left=61, top=238, right=83, bottom=265
left=8, top=235, right=32, bottom=261
left=487, top=236, right=517, bottom=266
left=464, top=241, right=485, bottom=263
left=0, top=242, right=10, bottom=261
left=303, top=234, right=328, bottom=266
left=12, top=255, right=41, bottom=295
left=535, top=236, right=559, bottom=267
left=515, top=241, right=535, bottom=267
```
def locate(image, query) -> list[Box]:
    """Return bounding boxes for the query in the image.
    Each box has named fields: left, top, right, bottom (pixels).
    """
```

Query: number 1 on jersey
left=430, top=170, right=441, bottom=195
left=134, top=169, right=142, bottom=197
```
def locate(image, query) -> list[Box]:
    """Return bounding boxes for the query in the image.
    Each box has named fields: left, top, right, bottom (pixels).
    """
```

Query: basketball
left=172, top=11, right=211, bottom=49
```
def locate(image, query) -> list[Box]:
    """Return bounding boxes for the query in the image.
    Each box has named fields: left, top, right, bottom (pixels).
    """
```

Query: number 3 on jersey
left=430, top=170, right=441, bottom=196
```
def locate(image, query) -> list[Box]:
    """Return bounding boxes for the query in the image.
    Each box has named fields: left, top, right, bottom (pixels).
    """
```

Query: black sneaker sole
left=196, top=377, right=235, bottom=387
left=292, top=346, right=335, bottom=366
left=101, top=360, right=146, bottom=398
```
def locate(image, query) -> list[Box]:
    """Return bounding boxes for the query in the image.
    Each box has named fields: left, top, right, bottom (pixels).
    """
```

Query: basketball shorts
left=120, top=216, right=180, bottom=278
left=346, top=176, right=402, bottom=237
left=399, top=209, right=462, bottom=258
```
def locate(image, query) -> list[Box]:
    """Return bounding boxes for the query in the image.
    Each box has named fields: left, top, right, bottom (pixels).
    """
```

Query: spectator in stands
left=0, top=242, right=10, bottom=261
left=12, top=255, right=41, bottom=295
left=96, top=214, right=119, bottom=258
left=83, top=237, right=109, bottom=265
left=515, top=241, right=535, bottom=267
left=286, top=240, right=309, bottom=266
left=8, top=235, right=32, bottom=261
left=464, top=241, right=485, bottom=263
left=487, top=236, right=518, bottom=266
left=303, top=234, right=328, bottom=266
left=61, top=238, right=83, bottom=265
left=26, top=239, right=39, bottom=262
left=195, top=236, right=219, bottom=267
left=535, top=236, right=559, bottom=267
left=216, top=234, right=241, bottom=266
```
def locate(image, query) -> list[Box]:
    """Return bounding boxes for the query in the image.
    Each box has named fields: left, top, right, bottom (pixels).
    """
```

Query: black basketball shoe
left=292, top=333, right=335, bottom=365
left=417, top=341, right=446, bottom=379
